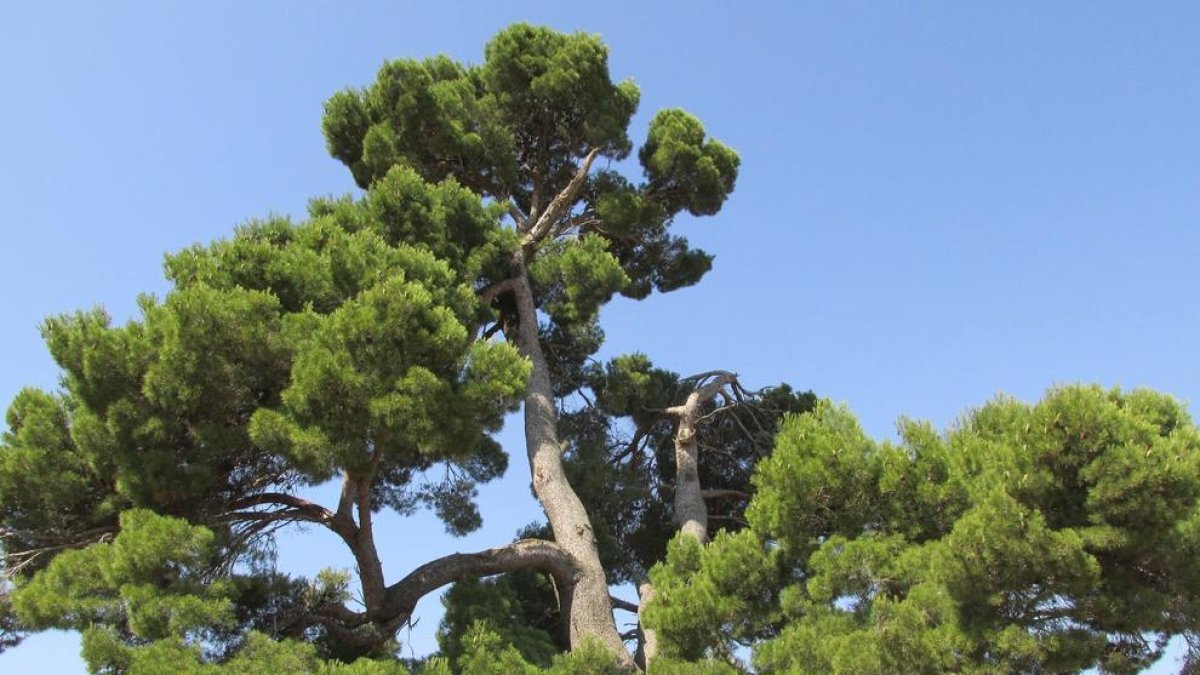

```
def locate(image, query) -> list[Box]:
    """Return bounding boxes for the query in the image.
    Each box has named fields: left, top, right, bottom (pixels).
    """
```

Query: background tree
left=646, top=385, right=1200, bottom=673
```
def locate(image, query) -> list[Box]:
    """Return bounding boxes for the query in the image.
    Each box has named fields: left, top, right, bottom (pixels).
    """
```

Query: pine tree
left=1, top=24, right=757, bottom=672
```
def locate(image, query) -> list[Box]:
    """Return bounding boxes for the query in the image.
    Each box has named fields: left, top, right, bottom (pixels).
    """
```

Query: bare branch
left=521, top=148, right=601, bottom=251
left=229, top=492, right=335, bottom=521
left=666, top=370, right=741, bottom=544
left=552, top=213, right=601, bottom=240
left=666, top=371, right=738, bottom=417
left=1, top=526, right=118, bottom=579
left=609, top=426, right=655, bottom=466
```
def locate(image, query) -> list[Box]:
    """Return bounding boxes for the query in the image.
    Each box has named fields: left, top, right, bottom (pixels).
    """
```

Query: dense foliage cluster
left=648, top=387, right=1200, bottom=673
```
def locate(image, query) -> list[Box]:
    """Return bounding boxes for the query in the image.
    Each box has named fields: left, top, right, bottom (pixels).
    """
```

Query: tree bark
left=510, top=271, right=634, bottom=669
left=666, top=372, right=737, bottom=545
left=227, top=490, right=582, bottom=649
left=637, top=581, right=659, bottom=672
left=380, top=538, right=577, bottom=623
left=641, top=372, right=739, bottom=672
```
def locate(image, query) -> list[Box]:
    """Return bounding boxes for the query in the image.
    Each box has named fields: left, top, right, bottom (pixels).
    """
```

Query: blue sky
left=2, top=2, right=1198, bottom=672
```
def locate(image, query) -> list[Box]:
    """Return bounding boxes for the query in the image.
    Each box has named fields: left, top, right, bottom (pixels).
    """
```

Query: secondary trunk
left=642, top=372, right=739, bottom=671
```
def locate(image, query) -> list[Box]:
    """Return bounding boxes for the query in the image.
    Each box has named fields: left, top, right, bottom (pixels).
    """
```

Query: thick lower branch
left=379, top=538, right=577, bottom=623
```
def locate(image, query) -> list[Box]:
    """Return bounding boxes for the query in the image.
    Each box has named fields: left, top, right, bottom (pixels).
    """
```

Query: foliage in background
left=647, top=386, right=1200, bottom=673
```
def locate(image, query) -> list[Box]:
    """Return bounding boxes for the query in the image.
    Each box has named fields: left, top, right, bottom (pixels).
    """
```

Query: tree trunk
left=641, top=372, right=738, bottom=672
left=511, top=271, right=633, bottom=669
left=667, top=373, right=736, bottom=545
left=637, top=581, right=659, bottom=672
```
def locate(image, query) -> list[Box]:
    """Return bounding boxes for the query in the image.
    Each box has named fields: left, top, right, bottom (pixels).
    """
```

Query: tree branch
left=1, top=526, right=118, bottom=579
left=229, top=492, right=334, bottom=520
left=353, top=473, right=386, bottom=611
left=608, top=426, right=653, bottom=467
left=700, top=488, right=752, bottom=501
left=336, top=473, right=356, bottom=523
left=225, top=490, right=357, bottom=547
left=477, top=277, right=521, bottom=307
left=508, top=201, right=528, bottom=230
left=471, top=277, right=522, bottom=343
left=665, top=372, right=738, bottom=418
left=379, top=538, right=577, bottom=624
left=551, top=212, right=601, bottom=240
left=521, top=148, right=601, bottom=251
left=610, top=595, right=640, bottom=614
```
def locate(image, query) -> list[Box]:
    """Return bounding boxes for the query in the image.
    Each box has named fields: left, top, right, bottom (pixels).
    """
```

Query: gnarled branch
left=379, top=538, right=577, bottom=624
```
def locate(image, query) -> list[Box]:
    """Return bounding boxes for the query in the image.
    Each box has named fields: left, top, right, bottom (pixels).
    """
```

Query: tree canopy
left=647, top=386, right=1200, bottom=673
left=2, top=22, right=1198, bottom=675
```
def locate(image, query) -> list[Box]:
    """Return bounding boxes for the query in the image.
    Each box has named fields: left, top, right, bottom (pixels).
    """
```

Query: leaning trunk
left=512, top=272, right=633, bottom=668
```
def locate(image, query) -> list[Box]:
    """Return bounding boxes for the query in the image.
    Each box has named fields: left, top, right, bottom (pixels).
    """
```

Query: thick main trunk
left=352, top=478, right=388, bottom=614
left=511, top=271, right=633, bottom=669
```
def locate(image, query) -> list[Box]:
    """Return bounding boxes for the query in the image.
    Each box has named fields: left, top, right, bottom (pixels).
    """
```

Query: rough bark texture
left=511, top=271, right=634, bottom=669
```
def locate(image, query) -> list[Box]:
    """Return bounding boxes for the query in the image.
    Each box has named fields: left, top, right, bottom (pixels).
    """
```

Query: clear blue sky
left=2, top=2, right=1198, bottom=672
